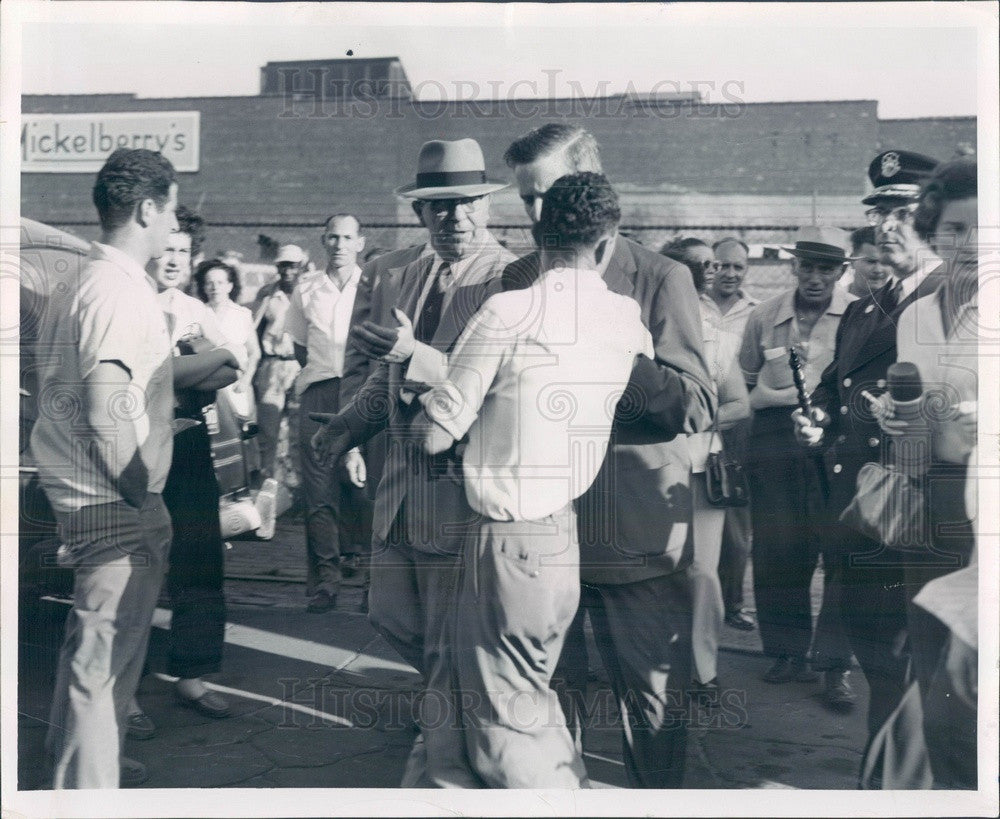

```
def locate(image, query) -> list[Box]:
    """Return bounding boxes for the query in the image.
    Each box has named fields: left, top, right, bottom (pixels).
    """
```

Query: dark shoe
left=688, top=678, right=721, bottom=709
left=125, top=711, right=157, bottom=740
left=120, top=756, right=148, bottom=787
left=307, top=589, right=337, bottom=613
left=176, top=687, right=231, bottom=719
left=725, top=609, right=756, bottom=631
left=822, top=670, right=856, bottom=711
left=791, top=656, right=820, bottom=683
left=763, top=656, right=794, bottom=683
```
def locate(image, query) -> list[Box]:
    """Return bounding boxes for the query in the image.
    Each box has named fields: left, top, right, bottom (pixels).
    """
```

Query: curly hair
left=176, top=205, right=206, bottom=257
left=535, top=172, right=620, bottom=251
left=913, top=156, right=977, bottom=242
left=92, top=148, right=176, bottom=232
left=193, top=258, right=241, bottom=304
left=504, top=123, right=602, bottom=172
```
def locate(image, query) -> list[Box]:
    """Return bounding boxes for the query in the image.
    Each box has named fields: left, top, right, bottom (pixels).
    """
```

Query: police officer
left=793, top=149, right=945, bottom=755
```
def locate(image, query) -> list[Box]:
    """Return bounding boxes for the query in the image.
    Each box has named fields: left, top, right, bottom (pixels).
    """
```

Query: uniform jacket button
left=833, top=464, right=843, bottom=474
left=868, top=437, right=879, bottom=447
left=840, top=406, right=849, bottom=415
left=843, top=377, right=852, bottom=388
left=837, top=435, right=846, bottom=443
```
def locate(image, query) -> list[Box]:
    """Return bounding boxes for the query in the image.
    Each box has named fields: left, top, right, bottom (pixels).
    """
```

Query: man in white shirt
left=418, top=172, right=653, bottom=787
left=308, top=138, right=515, bottom=785
left=31, top=149, right=178, bottom=788
left=285, top=215, right=366, bottom=613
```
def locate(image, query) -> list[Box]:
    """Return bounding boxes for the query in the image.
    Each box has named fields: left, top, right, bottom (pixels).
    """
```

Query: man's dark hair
left=176, top=205, right=206, bottom=257
left=536, top=172, right=620, bottom=251
left=193, top=258, right=241, bottom=304
left=850, top=226, right=877, bottom=253
left=92, top=148, right=176, bottom=232
left=712, top=236, right=750, bottom=255
left=661, top=237, right=710, bottom=291
left=914, top=156, right=977, bottom=241
left=504, top=124, right=602, bottom=171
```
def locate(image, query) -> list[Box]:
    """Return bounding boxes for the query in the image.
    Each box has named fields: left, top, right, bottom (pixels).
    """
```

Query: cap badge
left=881, top=152, right=901, bottom=178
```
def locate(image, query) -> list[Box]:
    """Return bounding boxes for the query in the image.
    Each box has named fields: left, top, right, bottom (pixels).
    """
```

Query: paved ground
left=17, top=514, right=868, bottom=791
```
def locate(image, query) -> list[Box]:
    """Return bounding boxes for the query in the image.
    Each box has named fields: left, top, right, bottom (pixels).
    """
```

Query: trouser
left=718, top=420, right=752, bottom=614
left=555, top=572, right=693, bottom=789
left=252, top=356, right=299, bottom=478
left=921, top=631, right=978, bottom=789
left=748, top=416, right=850, bottom=664
left=298, top=378, right=351, bottom=597
left=689, top=477, right=726, bottom=684
left=366, top=509, right=468, bottom=787
left=454, top=507, right=588, bottom=788
left=162, top=421, right=226, bottom=679
left=46, top=495, right=172, bottom=788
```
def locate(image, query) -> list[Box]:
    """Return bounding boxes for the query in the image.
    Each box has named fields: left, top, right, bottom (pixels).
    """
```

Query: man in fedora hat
left=500, top=123, right=715, bottom=789
left=794, top=150, right=946, bottom=756
left=739, top=226, right=855, bottom=700
left=309, top=138, right=514, bottom=786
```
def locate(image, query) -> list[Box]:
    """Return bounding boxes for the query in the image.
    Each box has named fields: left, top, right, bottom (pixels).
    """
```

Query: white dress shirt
left=423, top=265, right=654, bottom=522
left=285, top=265, right=362, bottom=395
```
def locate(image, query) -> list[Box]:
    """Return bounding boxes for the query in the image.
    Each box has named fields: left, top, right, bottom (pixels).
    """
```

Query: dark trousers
left=555, top=573, right=692, bottom=789
left=162, top=421, right=226, bottom=679
left=748, top=412, right=849, bottom=663
left=298, top=379, right=372, bottom=596
left=718, top=420, right=752, bottom=614
left=836, top=530, right=910, bottom=739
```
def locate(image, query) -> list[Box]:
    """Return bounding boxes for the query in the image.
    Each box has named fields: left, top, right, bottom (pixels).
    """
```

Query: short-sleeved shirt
left=739, top=286, right=854, bottom=410
left=423, top=266, right=654, bottom=522
left=31, top=242, right=175, bottom=513
left=285, top=266, right=361, bottom=395
left=211, top=298, right=256, bottom=350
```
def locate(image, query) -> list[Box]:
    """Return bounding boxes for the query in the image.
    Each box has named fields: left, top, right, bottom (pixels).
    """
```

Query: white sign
left=21, top=111, right=200, bottom=173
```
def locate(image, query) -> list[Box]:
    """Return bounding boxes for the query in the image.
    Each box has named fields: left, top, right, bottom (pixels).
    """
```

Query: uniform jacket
left=503, top=237, right=716, bottom=583
left=341, top=235, right=515, bottom=554
left=811, top=266, right=946, bottom=516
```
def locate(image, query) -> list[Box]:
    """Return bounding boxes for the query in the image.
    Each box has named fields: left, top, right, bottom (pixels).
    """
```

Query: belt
left=262, top=354, right=297, bottom=361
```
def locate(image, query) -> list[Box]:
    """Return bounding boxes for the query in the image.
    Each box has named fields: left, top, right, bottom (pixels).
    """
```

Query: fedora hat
left=782, top=226, right=852, bottom=263
left=395, top=139, right=509, bottom=200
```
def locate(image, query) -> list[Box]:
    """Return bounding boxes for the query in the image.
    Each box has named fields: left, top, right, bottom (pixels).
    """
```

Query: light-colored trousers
left=689, top=476, right=726, bottom=685
left=46, top=495, right=172, bottom=788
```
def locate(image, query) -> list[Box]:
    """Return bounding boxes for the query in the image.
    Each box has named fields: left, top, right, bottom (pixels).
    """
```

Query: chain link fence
left=49, top=220, right=822, bottom=305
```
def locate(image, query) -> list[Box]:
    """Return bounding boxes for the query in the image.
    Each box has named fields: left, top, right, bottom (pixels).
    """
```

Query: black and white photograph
left=1, top=1, right=997, bottom=816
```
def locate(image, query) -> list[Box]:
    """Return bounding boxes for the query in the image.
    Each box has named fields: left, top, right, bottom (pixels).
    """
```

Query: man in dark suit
left=795, top=149, right=945, bottom=753
left=502, top=124, right=716, bottom=788
left=309, top=138, right=515, bottom=786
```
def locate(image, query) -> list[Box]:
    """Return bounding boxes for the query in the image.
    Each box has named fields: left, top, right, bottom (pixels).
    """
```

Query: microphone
left=886, top=362, right=924, bottom=423
left=886, top=361, right=930, bottom=477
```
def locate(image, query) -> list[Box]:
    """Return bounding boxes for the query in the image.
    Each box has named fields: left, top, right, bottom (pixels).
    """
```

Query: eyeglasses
left=865, top=204, right=918, bottom=227
left=418, top=197, right=483, bottom=216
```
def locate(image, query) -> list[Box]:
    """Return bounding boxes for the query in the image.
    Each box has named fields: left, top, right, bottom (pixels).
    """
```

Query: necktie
left=416, top=262, right=448, bottom=344
left=888, top=279, right=903, bottom=310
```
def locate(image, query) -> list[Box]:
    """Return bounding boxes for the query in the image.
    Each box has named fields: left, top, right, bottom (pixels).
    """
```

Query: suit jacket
left=340, top=244, right=428, bottom=499
left=341, top=235, right=515, bottom=554
left=503, top=237, right=716, bottom=583
left=811, top=265, right=947, bottom=517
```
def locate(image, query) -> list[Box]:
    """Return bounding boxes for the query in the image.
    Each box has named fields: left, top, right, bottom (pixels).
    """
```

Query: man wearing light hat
left=739, top=225, right=855, bottom=699
left=251, top=243, right=308, bottom=481
left=309, top=138, right=515, bottom=786
left=795, top=150, right=946, bottom=757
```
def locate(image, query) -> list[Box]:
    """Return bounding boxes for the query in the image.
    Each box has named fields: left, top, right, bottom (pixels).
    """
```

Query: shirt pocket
left=761, top=346, right=794, bottom=390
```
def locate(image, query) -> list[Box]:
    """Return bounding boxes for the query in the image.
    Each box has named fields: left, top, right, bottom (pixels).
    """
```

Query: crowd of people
left=26, top=124, right=979, bottom=791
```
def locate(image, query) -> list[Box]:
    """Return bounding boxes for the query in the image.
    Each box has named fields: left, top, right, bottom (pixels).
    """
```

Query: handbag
left=839, top=461, right=928, bottom=549
left=704, top=421, right=750, bottom=508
